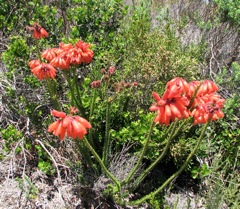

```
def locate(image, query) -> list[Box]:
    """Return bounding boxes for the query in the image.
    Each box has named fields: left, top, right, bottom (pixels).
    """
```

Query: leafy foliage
left=0, top=0, right=239, bottom=208
left=214, top=0, right=240, bottom=25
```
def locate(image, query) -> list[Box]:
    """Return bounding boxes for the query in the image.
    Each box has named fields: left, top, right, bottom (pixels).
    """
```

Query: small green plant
left=214, top=0, right=240, bottom=25
left=2, top=36, right=29, bottom=72
left=1, top=125, right=23, bottom=153
left=16, top=175, right=38, bottom=200
left=191, top=163, right=210, bottom=179
left=204, top=153, right=240, bottom=209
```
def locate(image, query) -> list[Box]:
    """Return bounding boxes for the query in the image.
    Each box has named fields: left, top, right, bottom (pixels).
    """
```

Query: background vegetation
left=0, top=0, right=239, bottom=208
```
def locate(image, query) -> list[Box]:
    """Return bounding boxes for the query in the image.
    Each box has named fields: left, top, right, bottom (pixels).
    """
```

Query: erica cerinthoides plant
left=26, top=23, right=226, bottom=206
left=47, top=76, right=225, bottom=206
left=28, top=23, right=94, bottom=113
left=48, top=106, right=121, bottom=190
left=124, top=78, right=225, bottom=205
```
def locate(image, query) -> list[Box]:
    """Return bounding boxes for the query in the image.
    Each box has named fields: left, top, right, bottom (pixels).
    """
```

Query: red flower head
left=41, top=49, right=57, bottom=62
left=75, top=40, right=94, bottom=64
left=27, top=23, right=48, bottom=39
left=191, top=93, right=225, bottom=124
left=132, top=82, right=138, bottom=87
left=66, top=48, right=83, bottom=65
left=150, top=91, right=190, bottom=126
left=198, top=80, right=218, bottom=96
left=48, top=109, right=92, bottom=140
left=31, top=63, right=56, bottom=80
left=59, top=42, right=74, bottom=51
left=28, top=59, right=41, bottom=69
left=50, top=55, right=70, bottom=70
left=108, top=66, right=115, bottom=75
left=163, top=77, right=189, bottom=99
left=91, top=80, right=101, bottom=88
left=151, top=78, right=224, bottom=126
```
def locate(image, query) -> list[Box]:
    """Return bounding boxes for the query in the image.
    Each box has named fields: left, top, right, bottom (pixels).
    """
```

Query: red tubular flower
left=52, top=47, right=65, bottom=55
left=70, top=106, right=79, bottom=114
left=41, top=49, right=57, bottom=62
left=48, top=109, right=92, bottom=140
left=188, top=80, right=219, bottom=107
left=50, top=55, right=70, bottom=69
left=31, top=63, right=56, bottom=80
left=27, top=23, right=48, bottom=39
left=66, top=48, right=83, bottom=65
left=28, top=60, right=41, bottom=69
left=163, top=77, right=189, bottom=99
left=59, top=42, right=74, bottom=50
left=191, top=93, right=225, bottom=124
left=81, top=51, right=94, bottom=64
left=75, top=40, right=94, bottom=64
left=198, top=80, right=218, bottom=96
left=150, top=91, right=190, bottom=126
left=188, top=81, right=201, bottom=98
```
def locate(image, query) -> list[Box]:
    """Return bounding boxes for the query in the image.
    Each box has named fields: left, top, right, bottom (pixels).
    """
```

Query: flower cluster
left=28, top=24, right=94, bottom=81
left=91, top=80, right=102, bottom=88
left=28, top=61, right=56, bottom=81
left=150, top=78, right=225, bottom=125
left=26, top=23, right=48, bottom=39
left=42, top=40, right=94, bottom=69
left=113, top=81, right=138, bottom=92
left=100, top=66, right=116, bottom=76
left=48, top=108, right=92, bottom=140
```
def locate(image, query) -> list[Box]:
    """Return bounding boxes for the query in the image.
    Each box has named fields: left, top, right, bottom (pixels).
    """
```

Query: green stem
left=77, top=140, right=95, bottom=169
left=63, top=70, right=85, bottom=116
left=102, top=99, right=111, bottom=166
left=129, top=121, right=209, bottom=206
left=123, top=119, right=155, bottom=185
left=83, top=138, right=121, bottom=191
left=89, top=89, right=97, bottom=143
left=46, top=79, right=61, bottom=110
left=35, top=40, right=43, bottom=62
left=72, top=67, right=85, bottom=116
left=130, top=119, right=188, bottom=192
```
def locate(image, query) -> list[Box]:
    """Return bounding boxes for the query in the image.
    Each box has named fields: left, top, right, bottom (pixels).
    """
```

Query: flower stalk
left=46, top=79, right=61, bottom=110
left=63, top=70, right=85, bottom=116
left=83, top=137, right=121, bottom=191
left=128, top=121, right=209, bottom=205
left=123, top=118, right=155, bottom=185
left=102, top=99, right=112, bottom=166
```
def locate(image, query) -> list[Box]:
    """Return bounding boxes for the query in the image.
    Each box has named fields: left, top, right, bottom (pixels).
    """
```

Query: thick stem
left=83, top=138, right=121, bottom=191
left=123, top=119, right=155, bottom=185
left=35, top=40, right=43, bottom=62
left=129, top=121, right=209, bottom=206
left=63, top=70, right=85, bottom=116
left=88, top=89, right=97, bottom=143
left=77, top=140, right=95, bottom=168
left=46, top=79, right=61, bottom=110
left=131, top=119, right=188, bottom=191
left=102, top=99, right=111, bottom=166
left=72, top=67, right=85, bottom=116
